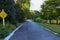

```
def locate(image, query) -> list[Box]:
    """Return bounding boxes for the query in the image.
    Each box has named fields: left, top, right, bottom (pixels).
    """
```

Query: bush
left=0, top=23, right=15, bottom=38
left=35, top=17, right=43, bottom=22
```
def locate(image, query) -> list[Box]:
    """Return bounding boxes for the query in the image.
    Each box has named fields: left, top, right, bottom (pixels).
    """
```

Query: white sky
left=30, top=0, right=45, bottom=11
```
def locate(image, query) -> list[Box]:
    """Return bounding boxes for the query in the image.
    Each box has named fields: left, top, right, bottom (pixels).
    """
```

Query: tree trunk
left=49, top=20, right=51, bottom=24
left=56, top=19, right=58, bottom=24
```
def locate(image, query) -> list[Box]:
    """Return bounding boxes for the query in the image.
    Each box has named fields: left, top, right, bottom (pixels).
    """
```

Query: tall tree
left=15, top=4, right=25, bottom=22
left=40, top=0, right=60, bottom=24
left=17, top=0, right=30, bottom=19
left=0, top=0, right=17, bottom=24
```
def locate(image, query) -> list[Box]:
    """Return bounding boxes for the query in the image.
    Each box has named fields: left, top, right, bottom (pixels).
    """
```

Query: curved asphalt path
left=5, top=22, right=60, bottom=40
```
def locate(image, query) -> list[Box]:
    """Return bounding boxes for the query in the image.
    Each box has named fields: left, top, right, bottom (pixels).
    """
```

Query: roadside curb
left=4, top=23, right=23, bottom=40
left=45, top=28, right=60, bottom=38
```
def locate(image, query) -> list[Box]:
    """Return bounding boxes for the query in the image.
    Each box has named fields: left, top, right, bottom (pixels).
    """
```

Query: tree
left=0, top=0, right=17, bottom=24
left=40, top=0, right=60, bottom=24
left=15, top=4, right=25, bottom=22
left=16, top=0, right=30, bottom=19
left=29, top=10, right=41, bottom=21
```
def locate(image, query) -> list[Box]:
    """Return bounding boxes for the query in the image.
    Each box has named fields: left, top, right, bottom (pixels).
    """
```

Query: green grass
left=37, top=23, right=60, bottom=35
left=0, top=23, right=16, bottom=38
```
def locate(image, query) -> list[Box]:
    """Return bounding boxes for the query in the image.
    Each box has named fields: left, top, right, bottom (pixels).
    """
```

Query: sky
left=15, top=0, right=45, bottom=11
left=30, top=0, right=45, bottom=11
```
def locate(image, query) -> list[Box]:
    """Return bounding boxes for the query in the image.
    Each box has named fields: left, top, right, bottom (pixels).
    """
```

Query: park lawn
left=38, top=23, right=60, bottom=35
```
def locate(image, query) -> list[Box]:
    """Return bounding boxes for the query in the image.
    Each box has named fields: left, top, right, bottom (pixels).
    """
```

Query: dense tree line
left=17, top=0, right=30, bottom=19
left=0, top=0, right=30, bottom=24
left=0, top=0, right=16, bottom=24
left=40, top=0, right=60, bottom=24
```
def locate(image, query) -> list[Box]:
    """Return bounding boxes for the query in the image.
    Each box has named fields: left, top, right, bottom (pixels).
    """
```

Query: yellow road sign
left=0, top=9, right=7, bottom=19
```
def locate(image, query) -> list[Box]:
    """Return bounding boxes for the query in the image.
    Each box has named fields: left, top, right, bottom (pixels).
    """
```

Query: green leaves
left=17, top=0, right=30, bottom=19
left=41, top=0, right=60, bottom=20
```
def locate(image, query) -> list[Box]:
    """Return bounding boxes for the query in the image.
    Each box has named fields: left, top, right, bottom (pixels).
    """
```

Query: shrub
left=0, top=23, right=15, bottom=38
left=35, top=17, right=43, bottom=22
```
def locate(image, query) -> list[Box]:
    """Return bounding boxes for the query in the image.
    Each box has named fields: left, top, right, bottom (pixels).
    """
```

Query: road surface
left=4, top=22, right=60, bottom=40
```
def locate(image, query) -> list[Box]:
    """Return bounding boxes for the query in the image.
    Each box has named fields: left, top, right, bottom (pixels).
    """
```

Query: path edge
left=4, top=23, right=23, bottom=40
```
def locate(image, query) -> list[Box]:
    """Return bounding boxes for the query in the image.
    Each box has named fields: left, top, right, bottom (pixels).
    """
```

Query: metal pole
left=3, top=18, right=5, bottom=26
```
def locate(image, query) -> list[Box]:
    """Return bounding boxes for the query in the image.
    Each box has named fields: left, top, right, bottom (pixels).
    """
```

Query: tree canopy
left=0, top=0, right=31, bottom=24
left=17, top=0, right=30, bottom=19
left=0, top=0, right=17, bottom=24
left=40, top=0, right=60, bottom=23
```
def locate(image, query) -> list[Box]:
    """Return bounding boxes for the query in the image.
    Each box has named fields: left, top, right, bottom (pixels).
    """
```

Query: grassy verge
left=0, top=23, right=20, bottom=38
left=37, top=23, right=60, bottom=35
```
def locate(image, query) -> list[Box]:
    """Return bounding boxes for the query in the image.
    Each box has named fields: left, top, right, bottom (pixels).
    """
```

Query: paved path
left=5, top=22, right=60, bottom=40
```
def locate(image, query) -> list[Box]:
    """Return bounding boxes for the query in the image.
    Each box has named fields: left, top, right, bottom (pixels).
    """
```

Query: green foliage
left=15, top=4, right=25, bottom=22
left=35, top=17, right=43, bottom=22
left=0, top=23, right=15, bottom=38
left=0, top=0, right=30, bottom=23
left=40, top=0, right=60, bottom=24
left=17, top=0, right=30, bottom=19
left=29, top=10, right=41, bottom=21
left=41, top=0, right=60, bottom=19
left=0, top=0, right=17, bottom=24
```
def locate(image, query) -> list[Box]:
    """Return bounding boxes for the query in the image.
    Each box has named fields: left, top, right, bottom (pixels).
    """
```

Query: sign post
left=3, top=18, right=5, bottom=26
left=0, top=9, right=8, bottom=26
